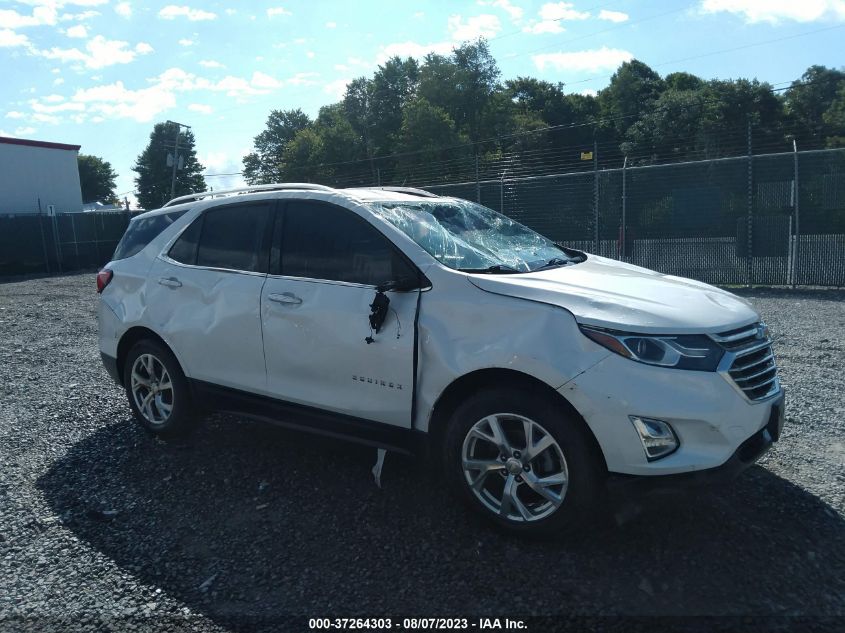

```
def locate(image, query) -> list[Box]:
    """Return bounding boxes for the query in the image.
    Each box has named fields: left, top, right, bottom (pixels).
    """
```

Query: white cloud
left=324, top=78, right=351, bottom=99
left=15, top=126, right=37, bottom=136
left=0, top=29, right=30, bottom=48
left=199, top=59, right=224, bottom=68
left=115, top=2, right=131, bottom=18
left=5, top=111, right=25, bottom=119
left=178, top=38, right=194, bottom=46
left=158, top=5, right=217, bottom=21
left=541, top=2, right=590, bottom=20
left=44, top=94, right=65, bottom=103
left=580, top=88, right=598, bottom=96
left=533, top=46, right=634, bottom=72
left=0, top=6, right=58, bottom=29
left=478, top=0, right=524, bottom=22
left=376, top=40, right=454, bottom=64
left=65, top=24, right=87, bottom=38
left=40, top=35, right=153, bottom=69
left=54, top=77, right=65, bottom=85
left=413, top=11, right=425, bottom=19
left=188, top=103, right=213, bottom=114
left=267, top=7, right=292, bottom=17
left=523, top=2, right=590, bottom=33
left=598, top=9, right=629, bottom=23
left=448, top=14, right=502, bottom=41
left=306, top=50, right=315, bottom=58
left=287, top=72, right=319, bottom=86
left=326, top=21, right=337, bottom=28
left=700, top=0, right=845, bottom=23
left=250, top=71, right=282, bottom=89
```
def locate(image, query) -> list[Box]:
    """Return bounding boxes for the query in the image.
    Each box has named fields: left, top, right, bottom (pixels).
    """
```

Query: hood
left=466, top=255, right=759, bottom=334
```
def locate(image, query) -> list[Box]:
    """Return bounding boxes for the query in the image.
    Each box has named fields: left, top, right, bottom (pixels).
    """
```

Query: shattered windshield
left=371, top=199, right=576, bottom=273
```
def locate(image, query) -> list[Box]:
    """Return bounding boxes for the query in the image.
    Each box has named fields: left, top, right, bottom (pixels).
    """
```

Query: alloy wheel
left=130, top=353, right=174, bottom=425
left=461, top=413, right=568, bottom=522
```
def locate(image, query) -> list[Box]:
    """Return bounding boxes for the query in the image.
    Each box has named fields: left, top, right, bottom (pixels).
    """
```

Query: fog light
left=629, top=416, right=679, bottom=461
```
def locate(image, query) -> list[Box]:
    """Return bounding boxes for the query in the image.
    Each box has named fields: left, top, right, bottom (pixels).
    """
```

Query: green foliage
left=240, top=40, right=845, bottom=184
left=132, top=122, right=206, bottom=209
left=77, top=154, right=118, bottom=204
left=242, top=109, right=312, bottom=184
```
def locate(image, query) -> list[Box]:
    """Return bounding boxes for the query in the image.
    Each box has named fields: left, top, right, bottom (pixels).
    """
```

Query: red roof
left=0, top=136, right=81, bottom=151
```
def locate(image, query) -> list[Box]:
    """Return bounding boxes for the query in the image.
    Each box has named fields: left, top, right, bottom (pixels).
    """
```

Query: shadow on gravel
left=38, top=416, right=845, bottom=620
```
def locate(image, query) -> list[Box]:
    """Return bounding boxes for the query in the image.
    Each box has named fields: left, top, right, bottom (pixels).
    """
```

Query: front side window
left=195, top=203, right=270, bottom=272
left=113, top=210, right=186, bottom=261
left=371, top=199, right=575, bottom=273
left=280, top=201, right=415, bottom=285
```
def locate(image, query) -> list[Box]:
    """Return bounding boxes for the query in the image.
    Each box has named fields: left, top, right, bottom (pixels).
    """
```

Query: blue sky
left=2, top=0, right=845, bottom=204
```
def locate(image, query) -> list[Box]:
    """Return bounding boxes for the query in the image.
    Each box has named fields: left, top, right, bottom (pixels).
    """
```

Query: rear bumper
left=101, top=352, right=121, bottom=385
left=607, top=391, right=785, bottom=497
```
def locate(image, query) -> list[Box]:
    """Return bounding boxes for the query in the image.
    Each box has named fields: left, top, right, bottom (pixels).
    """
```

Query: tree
left=242, top=109, right=311, bottom=184
left=132, top=122, right=206, bottom=209
left=599, top=60, right=665, bottom=138
left=395, top=97, right=465, bottom=178
left=77, top=154, right=118, bottom=204
left=784, top=65, right=845, bottom=147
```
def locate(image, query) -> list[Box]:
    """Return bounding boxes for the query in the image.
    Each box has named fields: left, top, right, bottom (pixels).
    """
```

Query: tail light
left=96, top=269, right=113, bottom=293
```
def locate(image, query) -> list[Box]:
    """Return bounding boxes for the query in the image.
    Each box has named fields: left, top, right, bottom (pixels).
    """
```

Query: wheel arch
left=425, top=368, right=608, bottom=472
left=116, top=326, right=185, bottom=385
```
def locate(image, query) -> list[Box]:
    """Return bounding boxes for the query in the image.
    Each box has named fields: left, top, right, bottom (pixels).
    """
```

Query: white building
left=0, top=136, right=84, bottom=215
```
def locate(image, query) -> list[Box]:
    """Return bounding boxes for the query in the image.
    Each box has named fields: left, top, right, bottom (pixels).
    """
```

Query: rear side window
left=113, top=210, right=187, bottom=260
left=168, top=216, right=202, bottom=265
left=195, top=203, right=270, bottom=272
left=280, top=200, right=415, bottom=285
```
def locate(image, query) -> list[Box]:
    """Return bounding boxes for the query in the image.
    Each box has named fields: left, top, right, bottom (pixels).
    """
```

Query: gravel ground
left=0, top=273, right=843, bottom=631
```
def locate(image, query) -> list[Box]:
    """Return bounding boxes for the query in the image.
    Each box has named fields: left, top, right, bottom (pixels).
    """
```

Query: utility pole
left=166, top=120, right=190, bottom=200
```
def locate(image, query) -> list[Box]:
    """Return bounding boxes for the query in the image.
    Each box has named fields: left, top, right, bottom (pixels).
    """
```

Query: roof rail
left=162, top=183, right=336, bottom=207
left=348, top=186, right=440, bottom=198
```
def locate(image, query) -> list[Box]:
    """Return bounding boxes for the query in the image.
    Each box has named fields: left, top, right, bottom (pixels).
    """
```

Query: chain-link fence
left=419, top=147, right=845, bottom=287
left=0, top=212, right=132, bottom=277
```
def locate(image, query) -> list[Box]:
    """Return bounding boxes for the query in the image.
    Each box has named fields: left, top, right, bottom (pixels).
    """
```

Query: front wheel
left=123, top=340, right=195, bottom=437
left=443, top=388, right=602, bottom=534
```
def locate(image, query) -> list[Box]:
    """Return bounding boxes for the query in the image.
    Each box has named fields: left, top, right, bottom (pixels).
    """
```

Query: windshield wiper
left=459, top=264, right=522, bottom=274
left=532, top=257, right=571, bottom=272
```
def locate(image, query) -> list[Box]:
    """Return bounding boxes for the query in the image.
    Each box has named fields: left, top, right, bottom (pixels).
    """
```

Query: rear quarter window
left=113, top=210, right=187, bottom=260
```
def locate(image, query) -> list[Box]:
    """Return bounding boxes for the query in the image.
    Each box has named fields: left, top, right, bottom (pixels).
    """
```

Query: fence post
left=745, top=118, right=753, bottom=287
left=621, top=155, right=628, bottom=261
left=37, top=214, right=50, bottom=274
left=52, top=213, right=63, bottom=273
left=376, top=167, right=381, bottom=187
left=475, top=153, right=481, bottom=203
left=593, top=139, right=599, bottom=254
left=792, top=139, right=800, bottom=288
left=500, top=171, right=506, bottom=214
left=70, top=212, right=79, bottom=260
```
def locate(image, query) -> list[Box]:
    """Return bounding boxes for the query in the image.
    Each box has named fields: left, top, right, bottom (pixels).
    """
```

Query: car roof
left=132, top=186, right=448, bottom=220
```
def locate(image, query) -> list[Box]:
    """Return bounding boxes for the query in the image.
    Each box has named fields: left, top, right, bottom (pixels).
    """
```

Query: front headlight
left=579, top=325, right=724, bottom=371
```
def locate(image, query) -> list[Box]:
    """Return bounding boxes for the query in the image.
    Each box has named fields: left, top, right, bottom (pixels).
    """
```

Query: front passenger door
left=261, top=200, right=420, bottom=428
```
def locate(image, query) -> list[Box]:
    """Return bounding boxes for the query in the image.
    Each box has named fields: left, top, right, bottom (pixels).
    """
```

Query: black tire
left=443, top=387, right=603, bottom=535
left=123, top=339, right=196, bottom=438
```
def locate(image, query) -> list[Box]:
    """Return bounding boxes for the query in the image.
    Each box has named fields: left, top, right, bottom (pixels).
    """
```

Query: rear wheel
left=123, top=340, right=195, bottom=437
left=443, top=388, right=602, bottom=534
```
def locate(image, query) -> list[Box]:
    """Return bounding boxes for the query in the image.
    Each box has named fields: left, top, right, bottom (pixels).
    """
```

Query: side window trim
left=276, top=199, right=423, bottom=286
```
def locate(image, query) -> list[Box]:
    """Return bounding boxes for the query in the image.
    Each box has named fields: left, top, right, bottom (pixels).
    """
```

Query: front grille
left=711, top=323, right=780, bottom=401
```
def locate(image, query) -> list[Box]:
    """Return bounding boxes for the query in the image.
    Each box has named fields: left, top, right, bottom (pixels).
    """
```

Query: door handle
left=268, top=292, right=302, bottom=305
left=158, top=276, right=182, bottom=288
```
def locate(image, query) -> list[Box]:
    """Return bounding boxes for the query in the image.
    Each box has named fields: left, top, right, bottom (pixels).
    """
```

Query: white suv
left=97, top=183, right=785, bottom=534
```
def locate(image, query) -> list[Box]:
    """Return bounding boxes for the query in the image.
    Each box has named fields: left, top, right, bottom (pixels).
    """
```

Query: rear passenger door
left=146, top=201, right=272, bottom=393
left=261, top=199, right=420, bottom=428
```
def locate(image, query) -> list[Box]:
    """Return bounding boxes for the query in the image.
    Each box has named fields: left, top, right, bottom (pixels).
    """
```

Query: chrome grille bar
left=712, top=322, right=780, bottom=402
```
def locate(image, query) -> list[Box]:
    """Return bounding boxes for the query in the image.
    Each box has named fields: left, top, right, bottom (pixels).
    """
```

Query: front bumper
left=560, top=351, right=784, bottom=476
left=606, top=392, right=784, bottom=496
